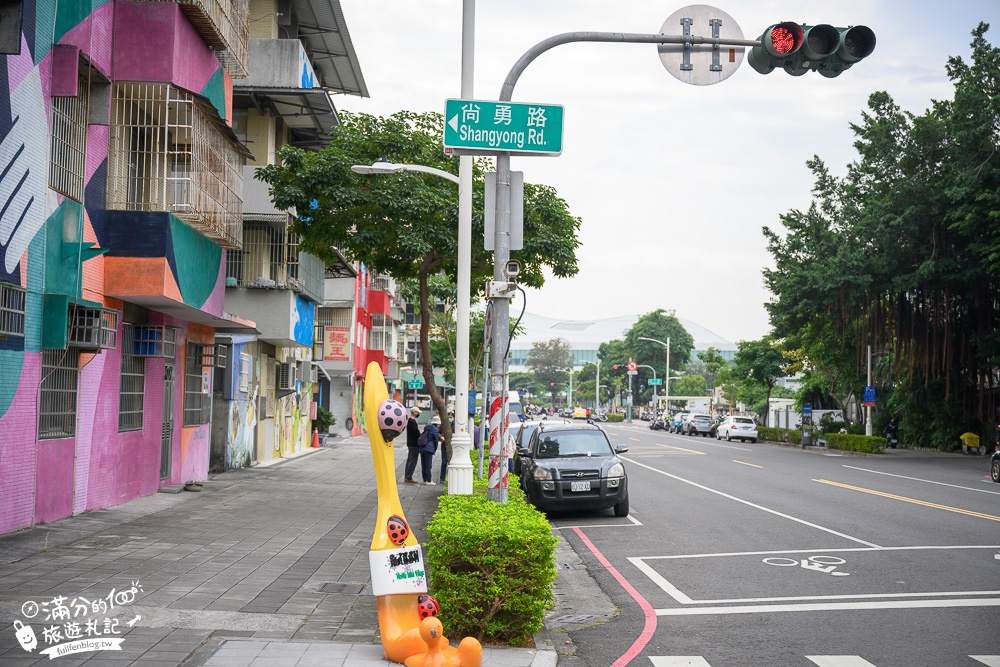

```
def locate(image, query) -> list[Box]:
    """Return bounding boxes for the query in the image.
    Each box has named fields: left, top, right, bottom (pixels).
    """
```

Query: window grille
left=134, top=0, right=249, bottom=78
left=129, top=324, right=177, bottom=358
left=49, top=71, right=90, bottom=202
left=316, top=307, right=352, bottom=328
left=39, top=348, right=79, bottom=439
left=0, top=282, right=26, bottom=337
left=370, top=273, right=391, bottom=292
left=184, top=342, right=213, bottom=426
left=68, top=306, right=119, bottom=351
left=107, top=82, right=244, bottom=249
left=119, top=324, right=146, bottom=432
left=238, top=352, right=250, bottom=393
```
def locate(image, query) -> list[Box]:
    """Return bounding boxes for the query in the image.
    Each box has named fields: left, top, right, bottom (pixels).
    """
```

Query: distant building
left=508, top=313, right=737, bottom=371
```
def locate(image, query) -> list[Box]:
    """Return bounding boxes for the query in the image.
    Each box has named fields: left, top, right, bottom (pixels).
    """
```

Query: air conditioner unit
left=130, top=325, right=177, bottom=358
left=277, top=362, right=297, bottom=390
left=68, top=306, right=119, bottom=351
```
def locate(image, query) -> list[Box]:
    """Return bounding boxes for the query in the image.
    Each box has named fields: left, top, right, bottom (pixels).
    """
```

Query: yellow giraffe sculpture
left=363, top=362, right=483, bottom=666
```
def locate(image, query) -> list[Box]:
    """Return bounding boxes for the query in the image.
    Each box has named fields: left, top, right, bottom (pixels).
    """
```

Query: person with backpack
left=417, top=415, right=441, bottom=485
left=403, top=407, right=421, bottom=484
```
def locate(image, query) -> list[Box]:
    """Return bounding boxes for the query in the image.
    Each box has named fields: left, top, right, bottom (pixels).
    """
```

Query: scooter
left=884, top=422, right=899, bottom=449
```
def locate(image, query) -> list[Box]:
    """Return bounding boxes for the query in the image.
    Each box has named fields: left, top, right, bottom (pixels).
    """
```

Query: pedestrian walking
left=403, top=407, right=421, bottom=484
left=419, top=415, right=441, bottom=485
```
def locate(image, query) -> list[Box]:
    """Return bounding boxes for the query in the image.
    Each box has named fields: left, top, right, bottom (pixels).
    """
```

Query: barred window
left=107, top=82, right=245, bottom=249
left=238, top=352, right=251, bottom=393
left=119, top=324, right=146, bottom=431
left=184, top=342, right=212, bottom=426
left=50, top=71, right=90, bottom=201
left=39, top=348, right=79, bottom=439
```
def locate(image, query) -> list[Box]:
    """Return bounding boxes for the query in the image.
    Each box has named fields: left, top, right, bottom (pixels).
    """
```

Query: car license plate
left=570, top=481, right=590, bottom=492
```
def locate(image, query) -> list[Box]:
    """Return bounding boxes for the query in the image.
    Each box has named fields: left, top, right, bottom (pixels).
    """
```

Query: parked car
left=683, top=413, right=716, bottom=437
left=670, top=412, right=690, bottom=433
left=517, top=422, right=630, bottom=516
left=716, top=415, right=759, bottom=443
left=511, top=419, right=547, bottom=478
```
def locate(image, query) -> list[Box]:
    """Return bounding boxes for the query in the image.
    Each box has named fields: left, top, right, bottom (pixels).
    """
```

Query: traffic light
left=749, top=22, right=875, bottom=77
left=613, top=364, right=619, bottom=370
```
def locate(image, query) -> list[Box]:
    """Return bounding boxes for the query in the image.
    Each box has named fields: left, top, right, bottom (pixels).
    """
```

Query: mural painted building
left=210, top=0, right=367, bottom=469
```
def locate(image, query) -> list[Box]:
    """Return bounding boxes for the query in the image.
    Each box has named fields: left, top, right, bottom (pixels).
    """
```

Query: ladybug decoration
left=387, top=514, right=410, bottom=546
left=417, top=594, right=440, bottom=619
left=377, top=399, right=407, bottom=442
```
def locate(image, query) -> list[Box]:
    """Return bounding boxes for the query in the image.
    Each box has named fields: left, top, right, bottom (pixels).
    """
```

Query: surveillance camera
left=505, top=260, right=521, bottom=279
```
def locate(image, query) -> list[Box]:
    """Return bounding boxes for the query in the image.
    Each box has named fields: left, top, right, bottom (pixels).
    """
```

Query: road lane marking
left=972, top=657, right=1000, bottom=667
left=622, top=457, right=881, bottom=547
left=655, top=597, right=1000, bottom=616
left=649, top=658, right=712, bottom=666
left=572, top=527, right=656, bottom=667
left=814, top=479, right=1000, bottom=522
left=842, top=465, right=1000, bottom=496
left=553, top=514, right=643, bottom=529
left=631, top=545, right=1000, bottom=605
left=630, top=437, right=641, bottom=441
left=733, top=460, right=762, bottom=468
left=807, top=657, right=878, bottom=666
left=655, top=444, right=706, bottom=455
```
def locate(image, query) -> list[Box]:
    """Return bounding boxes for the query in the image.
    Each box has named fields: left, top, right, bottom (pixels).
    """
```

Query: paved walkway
left=0, top=436, right=561, bottom=666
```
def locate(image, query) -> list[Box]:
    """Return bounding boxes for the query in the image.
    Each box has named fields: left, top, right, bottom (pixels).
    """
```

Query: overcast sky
left=336, top=0, right=999, bottom=345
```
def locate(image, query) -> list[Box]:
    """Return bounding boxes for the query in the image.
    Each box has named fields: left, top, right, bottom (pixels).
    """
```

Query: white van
left=508, top=391, right=525, bottom=423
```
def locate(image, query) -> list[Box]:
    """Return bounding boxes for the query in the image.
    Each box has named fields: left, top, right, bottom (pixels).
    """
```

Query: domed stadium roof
left=509, top=313, right=736, bottom=353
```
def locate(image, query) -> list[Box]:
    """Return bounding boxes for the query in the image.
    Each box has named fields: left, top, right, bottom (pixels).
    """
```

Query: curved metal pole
left=499, top=32, right=760, bottom=101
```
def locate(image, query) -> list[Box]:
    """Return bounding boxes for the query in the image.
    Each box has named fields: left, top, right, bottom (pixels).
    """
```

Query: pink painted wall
left=0, top=354, right=41, bottom=534
left=34, top=439, right=75, bottom=524
left=60, top=2, right=115, bottom=79
left=113, top=2, right=223, bottom=95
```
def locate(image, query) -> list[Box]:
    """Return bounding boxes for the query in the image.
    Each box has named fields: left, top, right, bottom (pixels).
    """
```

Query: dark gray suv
left=517, top=422, right=629, bottom=516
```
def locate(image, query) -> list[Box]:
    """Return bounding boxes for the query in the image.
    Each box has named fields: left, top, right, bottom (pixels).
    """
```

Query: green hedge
left=606, top=413, right=625, bottom=422
left=425, top=475, right=556, bottom=645
left=824, top=433, right=885, bottom=454
left=758, top=426, right=802, bottom=443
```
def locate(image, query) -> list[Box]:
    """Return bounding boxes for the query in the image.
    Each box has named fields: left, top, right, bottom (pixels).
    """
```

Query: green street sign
left=408, top=379, right=424, bottom=390
left=647, top=378, right=663, bottom=386
left=443, top=98, right=564, bottom=156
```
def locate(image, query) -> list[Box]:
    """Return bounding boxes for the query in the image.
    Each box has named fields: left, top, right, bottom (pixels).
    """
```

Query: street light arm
left=500, top=32, right=760, bottom=101
left=352, top=161, right=460, bottom=185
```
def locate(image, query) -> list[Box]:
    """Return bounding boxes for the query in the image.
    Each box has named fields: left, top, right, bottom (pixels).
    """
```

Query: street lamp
left=352, top=159, right=475, bottom=496
left=638, top=337, right=670, bottom=416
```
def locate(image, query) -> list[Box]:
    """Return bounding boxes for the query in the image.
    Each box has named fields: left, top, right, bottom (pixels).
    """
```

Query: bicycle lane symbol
left=762, top=555, right=850, bottom=576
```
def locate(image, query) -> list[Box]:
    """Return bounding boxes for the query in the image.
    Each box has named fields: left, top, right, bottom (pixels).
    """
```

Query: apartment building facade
left=0, top=0, right=365, bottom=534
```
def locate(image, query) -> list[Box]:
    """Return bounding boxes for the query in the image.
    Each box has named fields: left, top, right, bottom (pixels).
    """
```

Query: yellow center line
left=733, top=460, right=762, bottom=468
left=814, top=479, right=1000, bottom=522
left=656, top=444, right=706, bottom=455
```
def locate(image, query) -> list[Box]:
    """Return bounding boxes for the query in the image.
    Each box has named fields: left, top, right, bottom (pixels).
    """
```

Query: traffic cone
left=311, top=428, right=320, bottom=448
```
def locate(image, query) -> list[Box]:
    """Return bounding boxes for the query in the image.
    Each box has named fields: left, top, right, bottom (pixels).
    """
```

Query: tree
left=732, top=339, right=788, bottom=427
left=257, top=110, right=581, bottom=447
left=673, top=374, right=707, bottom=398
left=526, top=339, right=574, bottom=404
left=625, top=310, right=695, bottom=374
left=762, top=25, right=1000, bottom=448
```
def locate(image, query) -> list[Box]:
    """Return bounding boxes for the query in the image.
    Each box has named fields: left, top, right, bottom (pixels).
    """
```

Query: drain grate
left=320, top=583, right=366, bottom=595
left=549, top=614, right=598, bottom=625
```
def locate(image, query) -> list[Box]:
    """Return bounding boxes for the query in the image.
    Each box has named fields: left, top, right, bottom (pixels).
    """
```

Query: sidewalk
left=0, top=435, right=561, bottom=666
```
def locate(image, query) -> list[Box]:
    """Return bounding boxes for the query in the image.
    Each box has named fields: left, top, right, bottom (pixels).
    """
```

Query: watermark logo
left=11, top=581, right=143, bottom=659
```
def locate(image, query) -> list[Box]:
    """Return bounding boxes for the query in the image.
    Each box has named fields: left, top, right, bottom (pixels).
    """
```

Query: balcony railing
left=226, top=220, right=322, bottom=302
left=107, top=83, right=245, bottom=249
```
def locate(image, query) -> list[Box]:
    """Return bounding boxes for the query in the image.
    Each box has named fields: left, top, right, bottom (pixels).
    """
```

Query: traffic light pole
left=489, top=29, right=760, bottom=498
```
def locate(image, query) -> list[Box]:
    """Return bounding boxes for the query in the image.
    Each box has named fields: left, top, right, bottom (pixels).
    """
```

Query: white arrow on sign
left=448, top=115, right=459, bottom=132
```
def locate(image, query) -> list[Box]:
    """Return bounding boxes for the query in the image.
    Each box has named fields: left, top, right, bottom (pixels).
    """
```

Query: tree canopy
left=762, top=24, right=1000, bottom=447
left=256, top=110, right=581, bottom=441
left=525, top=338, right=574, bottom=403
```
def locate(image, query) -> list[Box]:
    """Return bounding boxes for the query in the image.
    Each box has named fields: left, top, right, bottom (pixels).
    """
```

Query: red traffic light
left=769, top=24, right=800, bottom=54
left=613, top=364, right=619, bottom=370
left=550, top=382, right=555, bottom=386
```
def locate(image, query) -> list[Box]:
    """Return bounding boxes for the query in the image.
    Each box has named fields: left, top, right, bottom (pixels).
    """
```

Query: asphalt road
left=542, top=421, right=1000, bottom=667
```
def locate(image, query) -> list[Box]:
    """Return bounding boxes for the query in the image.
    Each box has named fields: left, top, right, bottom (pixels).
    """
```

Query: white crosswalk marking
left=649, top=658, right=712, bottom=666
left=807, top=658, right=878, bottom=667
left=971, top=658, right=1000, bottom=667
